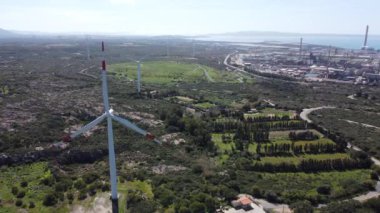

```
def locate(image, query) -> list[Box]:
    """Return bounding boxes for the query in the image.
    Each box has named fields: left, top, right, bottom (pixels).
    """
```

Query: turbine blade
left=111, top=115, right=160, bottom=143
left=70, top=113, right=107, bottom=139
left=111, top=115, right=147, bottom=135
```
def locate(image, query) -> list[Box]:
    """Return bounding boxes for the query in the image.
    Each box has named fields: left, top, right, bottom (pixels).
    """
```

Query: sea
left=196, top=34, right=380, bottom=50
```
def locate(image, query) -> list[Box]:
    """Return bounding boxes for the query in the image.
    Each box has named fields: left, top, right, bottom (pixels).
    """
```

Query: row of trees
left=252, top=158, right=372, bottom=173
left=234, top=126, right=269, bottom=143
left=289, top=131, right=319, bottom=141
left=245, top=114, right=300, bottom=123
left=256, top=142, right=339, bottom=155
left=309, top=123, right=348, bottom=152
left=213, top=120, right=307, bottom=133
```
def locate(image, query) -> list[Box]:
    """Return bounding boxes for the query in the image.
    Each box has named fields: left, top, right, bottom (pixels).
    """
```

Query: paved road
left=300, top=106, right=336, bottom=123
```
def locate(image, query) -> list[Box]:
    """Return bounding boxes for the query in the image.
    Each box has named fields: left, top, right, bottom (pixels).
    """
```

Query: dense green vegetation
left=0, top=162, right=68, bottom=212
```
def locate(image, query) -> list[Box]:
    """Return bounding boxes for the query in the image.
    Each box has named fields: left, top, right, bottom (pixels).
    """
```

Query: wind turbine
left=137, top=60, right=142, bottom=94
left=126, top=55, right=148, bottom=95
left=192, top=39, right=195, bottom=58
left=63, top=42, right=160, bottom=213
left=86, top=35, right=90, bottom=60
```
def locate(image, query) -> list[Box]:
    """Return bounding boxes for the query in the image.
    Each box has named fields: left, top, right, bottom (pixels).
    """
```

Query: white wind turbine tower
left=137, top=60, right=142, bottom=94
left=63, top=42, right=160, bottom=213
left=126, top=55, right=148, bottom=95
left=136, top=55, right=149, bottom=94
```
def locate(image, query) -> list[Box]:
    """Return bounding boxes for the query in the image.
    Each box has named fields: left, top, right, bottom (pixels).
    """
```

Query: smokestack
left=299, top=37, right=303, bottom=59
left=364, top=25, right=369, bottom=47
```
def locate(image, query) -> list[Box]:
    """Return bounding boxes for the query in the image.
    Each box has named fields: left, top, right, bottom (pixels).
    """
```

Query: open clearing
left=109, top=61, right=246, bottom=84
left=244, top=108, right=297, bottom=119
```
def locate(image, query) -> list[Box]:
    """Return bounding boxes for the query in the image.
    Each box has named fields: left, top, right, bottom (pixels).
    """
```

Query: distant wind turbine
left=86, top=35, right=91, bottom=60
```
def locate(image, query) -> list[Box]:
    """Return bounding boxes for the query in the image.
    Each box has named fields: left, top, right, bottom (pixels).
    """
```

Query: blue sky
left=0, top=0, right=379, bottom=35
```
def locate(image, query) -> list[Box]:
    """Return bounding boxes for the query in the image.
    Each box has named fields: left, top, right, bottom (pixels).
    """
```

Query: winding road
left=299, top=106, right=336, bottom=123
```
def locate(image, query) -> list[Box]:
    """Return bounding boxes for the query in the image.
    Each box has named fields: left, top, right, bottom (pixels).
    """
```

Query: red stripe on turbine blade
left=102, top=60, right=106, bottom=71
left=102, top=41, right=105, bottom=52
left=62, top=134, right=72, bottom=143
left=146, top=132, right=155, bottom=141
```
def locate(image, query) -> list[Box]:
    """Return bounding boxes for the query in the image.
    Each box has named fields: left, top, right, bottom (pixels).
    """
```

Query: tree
left=16, top=191, right=26, bottom=198
left=20, top=181, right=28, bottom=188
left=83, top=173, right=99, bottom=184
left=43, top=193, right=57, bottom=206
left=15, top=199, right=23, bottom=207
left=78, top=190, right=87, bottom=200
left=74, top=179, right=86, bottom=190
left=251, top=186, right=262, bottom=198
left=67, top=192, right=74, bottom=201
left=317, top=185, right=331, bottom=195
left=29, top=201, right=35, bottom=208
left=265, top=191, right=279, bottom=203
left=11, top=186, right=18, bottom=195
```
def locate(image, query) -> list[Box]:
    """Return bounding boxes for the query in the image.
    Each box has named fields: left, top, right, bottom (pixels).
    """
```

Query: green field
left=257, top=153, right=350, bottom=165
left=244, top=108, right=296, bottom=119
left=0, top=162, right=68, bottom=213
left=269, top=129, right=324, bottom=140
left=211, top=133, right=235, bottom=154
left=109, top=61, right=245, bottom=84
left=194, top=102, right=216, bottom=109
left=173, top=96, right=195, bottom=104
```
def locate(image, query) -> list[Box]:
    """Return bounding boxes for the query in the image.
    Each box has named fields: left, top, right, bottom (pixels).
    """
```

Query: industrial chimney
left=363, top=25, right=369, bottom=47
left=299, top=37, right=303, bottom=59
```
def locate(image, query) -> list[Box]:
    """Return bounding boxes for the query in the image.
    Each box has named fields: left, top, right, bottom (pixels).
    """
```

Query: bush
left=370, top=171, right=379, bottom=180
left=83, top=173, right=99, bottom=184
left=101, top=183, right=110, bottom=192
left=29, top=201, right=35, bottom=208
left=67, top=192, right=74, bottom=201
left=192, top=165, right=203, bottom=174
left=74, top=179, right=86, bottom=190
left=265, top=191, right=279, bottom=203
left=16, top=191, right=26, bottom=198
left=43, top=193, right=57, bottom=206
left=317, top=185, right=331, bottom=195
left=11, top=186, right=18, bottom=195
left=41, top=176, right=55, bottom=186
left=20, top=181, right=28, bottom=188
left=15, top=199, right=23, bottom=207
left=55, top=182, right=68, bottom=192
left=251, top=186, right=263, bottom=198
left=78, top=190, right=87, bottom=200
